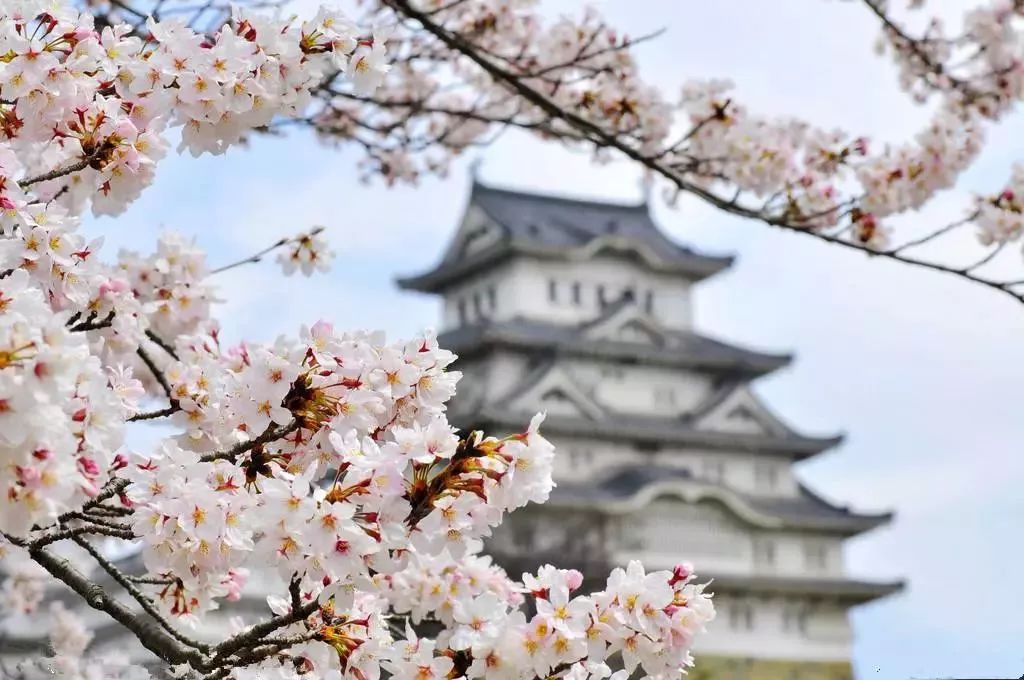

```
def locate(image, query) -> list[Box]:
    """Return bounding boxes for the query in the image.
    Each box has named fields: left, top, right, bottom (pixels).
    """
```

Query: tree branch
left=199, top=419, right=301, bottom=463
left=128, top=403, right=181, bottom=422
left=25, top=544, right=205, bottom=666
left=137, top=344, right=173, bottom=398
left=70, top=534, right=213, bottom=654
left=381, top=0, right=1024, bottom=306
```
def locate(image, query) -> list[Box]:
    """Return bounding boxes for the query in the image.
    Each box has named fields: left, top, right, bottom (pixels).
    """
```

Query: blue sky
left=84, top=1, right=1024, bottom=677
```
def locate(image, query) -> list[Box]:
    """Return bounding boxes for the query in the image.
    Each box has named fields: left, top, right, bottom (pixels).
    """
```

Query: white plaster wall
left=562, top=359, right=714, bottom=417
left=443, top=256, right=694, bottom=330
left=604, top=500, right=844, bottom=580
left=543, top=432, right=803, bottom=500
left=750, top=531, right=845, bottom=579
left=694, top=596, right=853, bottom=662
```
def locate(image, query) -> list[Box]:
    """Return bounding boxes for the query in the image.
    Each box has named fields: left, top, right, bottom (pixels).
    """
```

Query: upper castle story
left=398, top=181, right=733, bottom=331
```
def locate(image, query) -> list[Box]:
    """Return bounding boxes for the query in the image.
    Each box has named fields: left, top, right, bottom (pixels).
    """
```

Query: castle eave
left=397, top=242, right=732, bottom=293
left=704, top=573, right=905, bottom=604
left=438, top=319, right=791, bottom=377
left=540, top=465, right=892, bottom=535
left=466, top=410, right=843, bottom=459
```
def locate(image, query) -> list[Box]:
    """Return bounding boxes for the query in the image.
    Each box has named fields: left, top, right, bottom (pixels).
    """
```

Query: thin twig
left=128, top=403, right=180, bottom=422
left=137, top=344, right=173, bottom=398
left=199, top=419, right=301, bottom=463
left=145, top=330, right=180, bottom=361
left=18, top=156, right=95, bottom=189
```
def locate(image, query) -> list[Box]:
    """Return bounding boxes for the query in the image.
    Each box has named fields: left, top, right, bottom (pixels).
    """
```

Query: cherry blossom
left=0, top=0, right=727, bottom=677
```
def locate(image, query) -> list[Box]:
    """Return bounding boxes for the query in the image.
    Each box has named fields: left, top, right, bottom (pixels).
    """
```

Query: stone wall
left=688, top=656, right=853, bottom=680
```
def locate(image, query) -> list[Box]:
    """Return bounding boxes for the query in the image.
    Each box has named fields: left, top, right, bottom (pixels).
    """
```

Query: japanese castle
left=397, top=180, right=903, bottom=679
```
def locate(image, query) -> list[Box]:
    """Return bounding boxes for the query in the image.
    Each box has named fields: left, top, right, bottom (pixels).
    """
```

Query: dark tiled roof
left=462, top=409, right=843, bottom=458
left=703, top=573, right=905, bottom=603
left=546, top=465, right=891, bottom=534
left=486, top=550, right=903, bottom=604
left=397, top=182, right=733, bottom=292
left=439, top=315, right=791, bottom=377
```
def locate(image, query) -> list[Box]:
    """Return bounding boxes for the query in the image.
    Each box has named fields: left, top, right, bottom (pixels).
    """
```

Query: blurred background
left=82, top=1, right=1024, bottom=676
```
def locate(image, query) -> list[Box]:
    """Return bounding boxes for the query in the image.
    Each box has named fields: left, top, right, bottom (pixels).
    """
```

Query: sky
left=82, top=1, right=1024, bottom=677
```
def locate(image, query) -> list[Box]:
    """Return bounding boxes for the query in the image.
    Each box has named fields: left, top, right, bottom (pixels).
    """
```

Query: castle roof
left=486, top=548, right=903, bottom=604
left=458, top=396, right=842, bottom=459
left=438, top=314, right=791, bottom=378
left=397, top=181, right=733, bottom=292
left=545, top=465, right=891, bottom=535
left=698, top=573, right=904, bottom=604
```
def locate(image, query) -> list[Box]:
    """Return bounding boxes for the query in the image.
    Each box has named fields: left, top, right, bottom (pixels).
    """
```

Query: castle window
left=472, top=291, right=483, bottom=318
left=571, top=282, right=581, bottom=305
left=635, top=441, right=661, bottom=454
left=653, top=386, right=676, bottom=406
left=783, top=605, right=807, bottom=635
left=621, top=287, right=635, bottom=302
left=728, top=602, right=754, bottom=632
left=548, top=279, right=558, bottom=303
left=804, top=542, right=829, bottom=571
left=569, top=449, right=594, bottom=469
left=753, top=538, right=776, bottom=567
left=644, top=290, right=654, bottom=313
left=457, top=298, right=467, bottom=325
left=754, top=462, right=779, bottom=492
left=703, top=459, right=725, bottom=483
left=597, top=284, right=607, bottom=308
left=487, top=285, right=497, bottom=310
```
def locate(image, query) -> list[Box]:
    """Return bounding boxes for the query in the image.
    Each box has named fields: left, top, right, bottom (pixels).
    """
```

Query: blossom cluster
left=0, top=0, right=385, bottom=213
left=977, top=163, right=1024, bottom=246
left=116, top=233, right=218, bottom=347
left=316, top=1, right=673, bottom=184
left=0, top=2, right=718, bottom=678
left=0, top=270, right=130, bottom=535
left=121, top=324, right=557, bottom=621
left=220, top=548, right=713, bottom=680
left=309, top=0, right=1024, bottom=256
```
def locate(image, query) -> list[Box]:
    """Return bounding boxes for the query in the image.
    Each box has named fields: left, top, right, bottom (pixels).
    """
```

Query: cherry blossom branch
left=29, top=524, right=134, bottom=548
left=127, top=403, right=180, bottom=421
left=67, top=310, right=115, bottom=332
left=17, top=154, right=98, bottom=189
left=885, top=212, right=978, bottom=254
left=381, top=0, right=1024, bottom=305
left=145, top=329, right=180, bottom=361
left=199, top=419, right=301, bottom=463
left=209, top=228, right=325, bottom=275
left=21, top=542, right=205, bottom=666
left=137, top=344, right=174, bottom=398
left=69, top=534, right=214, bottom=654
left=860, top=0, right=982, bottom=101
left=201, top=597, right=321, bottom=669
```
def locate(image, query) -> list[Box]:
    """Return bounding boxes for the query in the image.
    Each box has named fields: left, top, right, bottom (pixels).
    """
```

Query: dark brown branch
left=30, top=524, right=134, bottom=548
left=203, top=595, right=320, bottom=668
left=145, top=330, right=180, bottom=361
left=70, top=534, right=212, bottom=654
left=128, top=403, right=180, bottom=422
left=68, top=310, right=115, bottom=333
left=137, top=344, right=173, bottom=399
left=25, top=544, right=204, bottom=666
left=18, top=157, right=94, bottom=189
left=200, top=419, right=301, bottom=463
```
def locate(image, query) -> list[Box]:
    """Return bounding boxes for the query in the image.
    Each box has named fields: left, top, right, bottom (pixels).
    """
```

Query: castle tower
left=398, top=181, right=903, bottom=679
